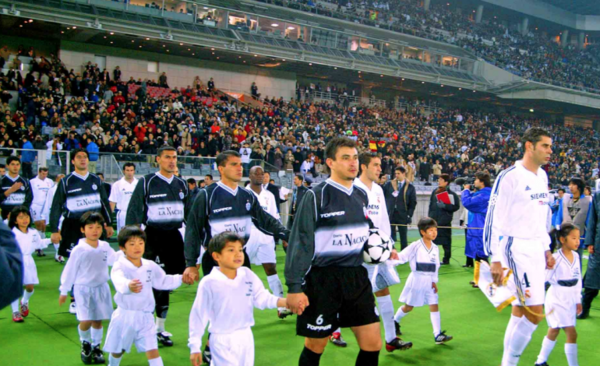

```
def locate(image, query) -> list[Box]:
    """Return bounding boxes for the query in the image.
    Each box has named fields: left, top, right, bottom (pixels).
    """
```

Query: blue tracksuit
left=462, top=187, right=491, bottom=259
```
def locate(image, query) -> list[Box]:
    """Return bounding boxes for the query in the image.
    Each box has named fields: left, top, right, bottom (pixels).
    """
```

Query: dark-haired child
left=8, top=206, right=53, bottom=322
left=535, top=223, right=582, bottom=366
left=104, top=225, right=182, bottom=366
left=189, top=232, right=288, bottom=366
left=393, top=217, right=453, bottom=345
left=58, top=211, right=117, bottom=364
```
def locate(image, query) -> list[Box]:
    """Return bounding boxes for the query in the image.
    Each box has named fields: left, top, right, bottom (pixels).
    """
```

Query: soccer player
left=285, top=137, right=381, bottom=366
left=483, top=127, right=556, bottom=366
left=331, top=153, right=411, bottom=351
left=0, top=156, right=33, bottom=220
left=109, top=163, right=138, bottom=232
left=534, top=223, right=582, bottom=366
left=189, top=232, right=287, bottom=366
left=245, top=166, right=291, bottom=319
left=104, top=226, right=183, bottom=366
left=393, top=218, right=453, bottom=345
left=43, top=174, right=66, bottom=263
left=58, top=212, right=117, bottom=364
left=126, top=146, right=189, bottom=347
left=30, top=167, right=54, bottom=255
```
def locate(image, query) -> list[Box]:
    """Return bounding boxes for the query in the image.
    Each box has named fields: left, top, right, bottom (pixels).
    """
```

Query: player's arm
left=184, top=190, right=208, bottom=268
left=152, top=262, right=183, bottom=290
left=285, top=190, right=316, bottom=294
left=407, top=185, right=417, bottom=218
left=250, top=193, right=290, bottom=242
left=483, top=173, right=514, bottom=262
left=24, top=181, right=33, bottom=208
left=379, top=189, right=392, bottom=239
left=188, top=280, right=211, bottom=356
left=125, top=177, right=146, bottom=226
left=396, top=241, right=418, bottom=265
left=110, top=262, right=132, bottom=294
left=108, top=184, right=118, bottom=213
left=461, top=190, right=488, bottom=213
left=49, top=178, right=66, bottom=233
left=59, top=247, right=80, bottom=295
left=98, top=180, right=112, bottom=225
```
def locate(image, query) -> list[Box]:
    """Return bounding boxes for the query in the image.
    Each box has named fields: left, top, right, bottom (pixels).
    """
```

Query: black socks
left=355, top=349, right=380, bottom=366
left=299, top=346, right=322, bottom=366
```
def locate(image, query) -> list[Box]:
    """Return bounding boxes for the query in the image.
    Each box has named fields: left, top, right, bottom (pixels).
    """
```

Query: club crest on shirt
left=246, top=201, right=251, bottom=211
left=20, top=185, right=25, bottom=191
left=103, top=251, right=108, bottom=262
left=92, top=184, right=98, bottom=191
left=146, top=270, right=152, bottom=283
left=179, top=191, right=184, bottom=200
left=487, top=283, right=497, bottom=297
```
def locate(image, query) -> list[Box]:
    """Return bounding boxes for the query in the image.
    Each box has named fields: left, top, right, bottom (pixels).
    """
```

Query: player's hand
left=51, top=233, right=61, bottom=244
left=287, top=292, right=309, bottom=315
left=589, top=246, right=595, bottom=255
left=105, top=225, right=114, bottom=238
left=129, top=279, right=143, bottom=293
left=183, top=266, right=199, bottom=285
left=8, top=182, right=23, bottom=194
left=190, top=352, right=202, bottom=366
left=576, top=303, right=583, bottom=316
left=491, top=261, right=504, bottom=286
left=545, top=251, right=556, bottom=269
left=58, top=295, right=67, bottom=306
left=390, top=249, right=399, bottom=260
left=432, top=282, right=438, bottom=294
left=281, top=240, right=288, bottom=250
left=464, top=184, right=471, bottom=191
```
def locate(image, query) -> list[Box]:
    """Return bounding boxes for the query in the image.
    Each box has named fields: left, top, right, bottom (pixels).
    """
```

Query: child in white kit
left=104, top=225, right=183, bottom=366
left=8, top=206, right=54, bottom=322
left=535, top=223, right=582, bottom=366
left=393, top=217, right=453, bottom=345
left=58, top=212, right=117, bottom=364
left=189, top=232, right=288, bottom=366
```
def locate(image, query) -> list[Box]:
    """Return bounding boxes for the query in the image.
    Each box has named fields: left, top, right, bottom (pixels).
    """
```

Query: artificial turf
left=0, top=231, right=596, bottom=366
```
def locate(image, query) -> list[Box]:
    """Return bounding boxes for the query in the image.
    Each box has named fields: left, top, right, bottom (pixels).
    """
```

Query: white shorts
left=104, top=308, right=157, bottom=354
left=364, top=262, right=401, bottom=293
left=23, top=255, right=39, bottom=285
left=502, top=237, right=546, bottom=307
left=74, top=283, right=114, bottom=321
left=399, top=273, right=438, bottom=307
left=211, top=327, right=254, bottom=366
left=116, top=211, right=127, bottom=232
left=545, top=286, right=577, bottom=329
left=31, top=204, right=45, bottom=222
left=245, top=231, right=276, bottom=266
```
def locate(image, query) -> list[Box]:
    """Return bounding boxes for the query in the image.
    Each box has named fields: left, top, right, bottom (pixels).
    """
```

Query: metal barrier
left=0, top=148, right=70, bottom=178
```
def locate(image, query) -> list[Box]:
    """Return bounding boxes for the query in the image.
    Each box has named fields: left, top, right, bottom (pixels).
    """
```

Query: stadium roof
left=538, top=0, right=600, bottom=16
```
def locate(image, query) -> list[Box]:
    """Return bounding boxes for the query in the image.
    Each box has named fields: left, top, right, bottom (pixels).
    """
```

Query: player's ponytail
left=556, top=222, right=580, bottom=248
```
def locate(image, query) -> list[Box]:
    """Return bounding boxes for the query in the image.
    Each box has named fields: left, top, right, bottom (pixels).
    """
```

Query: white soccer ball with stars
left=363, top=230, right=394, bottom=264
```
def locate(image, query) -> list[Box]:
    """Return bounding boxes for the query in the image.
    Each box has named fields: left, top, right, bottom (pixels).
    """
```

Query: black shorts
left=201, top=247, right=251, bottom=277
left=296, top=266, right=379, bottom=338
left=144, top=226, right=186, bottom=275
left=58, top=218, right=83, bottom=257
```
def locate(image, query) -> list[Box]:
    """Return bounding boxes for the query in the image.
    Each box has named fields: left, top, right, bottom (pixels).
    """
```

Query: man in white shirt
left=30, top=167, right=54, bottom=255
left=483, top=128, right=556, bottom=366
left=239, top=142, right=252, bottom=175
left=245, top=166, right=291, bottom=319
left=109, top=163, right=139, bottom=232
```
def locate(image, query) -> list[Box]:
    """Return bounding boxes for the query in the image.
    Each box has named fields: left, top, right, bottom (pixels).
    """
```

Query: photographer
left=428, top=174, right=460, bottom=264
left=383, top=166, right=417, bottom=250
left=460, top=172, right=492, bottom=284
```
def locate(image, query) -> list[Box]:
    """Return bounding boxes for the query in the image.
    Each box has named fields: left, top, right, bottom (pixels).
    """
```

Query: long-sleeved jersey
left=395, top=239, right=440, bottom=283
left=184, top=182, right=290, bottom=267
left=354, top=178, right=391, bottom=238
left=285, top=179, right=371, bottom=293
left=59, top=238, right=117, bottom=295
left=110, top=256, right=182, bottom=312
left=49, top=172, right=111, bottom=232
left=126, top=172, right=188, bottom=231
left=30, top=176, right=54, bottom=207
left=483, top=161, right=551, bottom=262
left=188, top=267, right=279, bottom=353
left=0, top=174, right=33, bottom=217
left=12, top=227, right=52, bottom=256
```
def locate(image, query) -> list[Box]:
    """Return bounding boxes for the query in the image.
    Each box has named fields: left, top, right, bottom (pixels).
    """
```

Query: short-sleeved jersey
left=108, top=177, right=139, bottom=211
left=30, top=176, right=54, bottom=206
left=0, top=174, right=33, bottom=216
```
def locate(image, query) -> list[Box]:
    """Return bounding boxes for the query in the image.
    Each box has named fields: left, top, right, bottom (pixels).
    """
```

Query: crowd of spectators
left=1, top=59, right=599, bottom=189
left=256, top=0, right=600, bottom=94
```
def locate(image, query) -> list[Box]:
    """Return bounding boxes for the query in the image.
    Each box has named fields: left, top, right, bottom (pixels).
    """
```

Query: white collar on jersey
left=5, top=174, right=20, bottom=182
left=353, top=177, right=378, bottom=192
left=326, top=178, right=353, bottom=196
left=73, top=171, right=89, bottom=180
left=217, top=181, right=238, bottom=196
left=155, top=171, right=174, bottom=184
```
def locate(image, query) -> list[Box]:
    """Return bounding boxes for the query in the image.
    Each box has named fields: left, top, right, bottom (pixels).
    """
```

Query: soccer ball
left=363, top=230, right=393, bottom=264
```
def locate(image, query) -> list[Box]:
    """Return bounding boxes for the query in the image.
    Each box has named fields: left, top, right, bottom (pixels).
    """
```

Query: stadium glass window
left=148, top=61, right=158, bottom=73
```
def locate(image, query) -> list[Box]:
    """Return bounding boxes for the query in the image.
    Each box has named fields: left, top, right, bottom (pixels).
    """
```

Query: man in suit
left=97, top=173, right=112, bottom=199
left=383, top=166, right=417, bottom=250
left=287, top=174, right=309, bottom=230
left=263, top=171, right=287, bottom=214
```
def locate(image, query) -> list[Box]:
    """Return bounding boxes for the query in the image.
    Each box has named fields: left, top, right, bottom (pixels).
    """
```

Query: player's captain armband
left=476, top=261, right=516, bottom=312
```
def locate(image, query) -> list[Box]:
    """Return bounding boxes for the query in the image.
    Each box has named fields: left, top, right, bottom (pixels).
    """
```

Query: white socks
left=504, top=315, right=520, bottom=351
left=536, top=336, right=556, bottom=364
left=148, top=357, right=164, bottom=366
left=565, top=343, right=578, bottom=366
left=78, top=326, right=92, bottom=343
left=54, top=243, right=60, bottom=254
left=504, top=317, right=538, bottom=366
left=267, top=274, right=284, bottom=298
left=377, top=295, right=396, bottom=343
left=91, top=327, right=103, bottom=347
left=430, top=311, right=441, bottom=337
left=10, top=299, right=19, bottom=313
left=108, top=355, right=122, bottom=366
left=22, top=290, right=33, bottom=304
left=156, top=317, right=166, bottom=333
left=394, top=307, right=408, bottom=323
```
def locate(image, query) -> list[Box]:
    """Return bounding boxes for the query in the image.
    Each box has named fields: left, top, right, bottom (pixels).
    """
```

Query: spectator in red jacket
left=134, top=122, right=147, bottom=143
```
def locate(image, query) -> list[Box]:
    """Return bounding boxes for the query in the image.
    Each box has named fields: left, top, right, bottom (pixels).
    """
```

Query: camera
left=454, top=177, right=474, bottom=187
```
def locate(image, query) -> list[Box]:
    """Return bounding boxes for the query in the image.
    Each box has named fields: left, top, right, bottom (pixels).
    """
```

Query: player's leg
left=20, top=284, right=34, bottom=317
left=351, top=322, right=382, bottom=366
left=563, top=327, right=578, bottom=366
left=300, top=337, right=328, bottom=366
left=91, top=320, right=105, bottom=363
left=262, top=260, right=291, bottom=319
left=108, top=352, right=124, bottom=366
left=504, top=306, right=523, bottom=351
left=79, top=320, right=94, bottom=364
left=145, top=349, right=163, bottom=366
left=10, top=293, right=23, bottom=322
left=535, top=327, right=559, bottom=366
left=375, top=288, right=397, bottom=343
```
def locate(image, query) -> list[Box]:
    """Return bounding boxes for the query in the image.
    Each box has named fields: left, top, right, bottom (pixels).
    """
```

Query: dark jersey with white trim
left=285, top=179, right=371, bottom=293
left=184, top=181, right=290, bottom=267
left=0, top=175, right=33, bottom=217
left=49, top=172, right=111, bottom=232
left=126, top=172, right=189, bottom=231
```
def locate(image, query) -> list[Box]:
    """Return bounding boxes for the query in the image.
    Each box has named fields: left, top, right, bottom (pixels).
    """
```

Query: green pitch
left=1, top=231, right=596, bottom=366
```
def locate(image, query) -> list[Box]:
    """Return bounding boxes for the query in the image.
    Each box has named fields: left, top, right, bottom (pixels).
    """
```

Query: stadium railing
left=0, top=147, right=71, bottom=177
